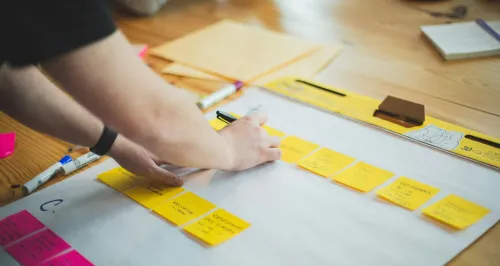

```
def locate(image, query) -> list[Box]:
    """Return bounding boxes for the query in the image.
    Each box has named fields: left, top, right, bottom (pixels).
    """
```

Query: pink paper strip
left=0, top=210, right=45, bottom=246
left=0, top=132, right=16, bottom=159
left=6, top=229, right=71, bottom=266
left=41, top=250, right=94, bottom=266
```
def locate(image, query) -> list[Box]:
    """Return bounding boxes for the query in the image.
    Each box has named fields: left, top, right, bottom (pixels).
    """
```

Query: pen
left=196, top=81, right=244, bottom=109
left=60, top=152, right=101, bottom=175
left=216, top=110, right=238, bottom=123
left=23, top=155, right=73, bottom=194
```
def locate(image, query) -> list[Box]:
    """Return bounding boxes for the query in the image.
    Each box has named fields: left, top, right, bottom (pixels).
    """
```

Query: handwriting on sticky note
left=184, top=209, right=251, bottom=246
left=40, top=250, right=94, bottom=266
left=377, top=177, right=440, bottom=210
left=423, top=194, right=490, bottom=229
left=299, top=148, right=355, bottom=177
left=333, top=162, right=394, bottom=192
left=124, top=184, right=185, bottom=209
left=153, top=192, right=216, bottom=225
left=0, top=210, right=45, bottom=247
left=97, top=167, right=145, bottom=192
left=6, top=229, right=71, bottom=266
left=280, top=136, right=319, bottom=163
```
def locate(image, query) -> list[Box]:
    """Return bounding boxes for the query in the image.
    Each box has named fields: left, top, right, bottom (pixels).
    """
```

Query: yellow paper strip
left=97, top=167, right=145, bottom=192
left=280, top=136, right=319, bottom=163
left=422, top=194, right=490, bottom=229
left=262, top=125, right=286, bottom=137
left=298, top=148, right=355, bottom=177
left=333, top=162, right=394, bottom=192
left=153, top=192, right=216, bottom=226
left=184, top=209, right=251, bottom=246
left=377, top=177, right=440, bottom=211
left=124, top=184, right=185, bottom=209
left=209, top=118, right=228, bottom=131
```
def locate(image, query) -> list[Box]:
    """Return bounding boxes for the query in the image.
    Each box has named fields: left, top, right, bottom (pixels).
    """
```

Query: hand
left=219, top=112, right=281, bottom=171
left=108, top=135, right=183, bottom=187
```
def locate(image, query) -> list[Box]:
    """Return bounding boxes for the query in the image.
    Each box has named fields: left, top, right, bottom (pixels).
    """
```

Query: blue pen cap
left=59, top=155, right=73, bottom=165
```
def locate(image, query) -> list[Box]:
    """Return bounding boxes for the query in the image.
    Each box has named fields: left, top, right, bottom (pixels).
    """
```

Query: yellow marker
left=184, top=209, right=251, bottom=246
left=262, top=125, right=286, bottom=137
left=422, top=194, right=490, bottom=229
left=124, top=184, right=185, bottom=209
left=333, top=162, right=394, bottom=192
left=153, top=192, right=216, bottom=226
left=97, top=167, right=145, bottom=192
left=280, top=136, right=319, bottom=163
left=377, top=177, right=440, bottom=211
left=298, top=148, right=355, bottom=177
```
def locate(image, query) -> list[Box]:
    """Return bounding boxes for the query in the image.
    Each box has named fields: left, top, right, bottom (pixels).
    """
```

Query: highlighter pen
left=23, top=155, right=73, bottom=194
left=197, top=81, right=244, bottom=110
left=60, top=152, right=101, bottom=175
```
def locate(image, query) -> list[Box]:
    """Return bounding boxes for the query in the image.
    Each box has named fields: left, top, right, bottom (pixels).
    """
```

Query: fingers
left=245, top=111, right=268, bottom=126
left=268, top=136, right=281, bottom=148
left=149, top=166, right=184, bottom=187
left=263, top=148, right=282, bottom=162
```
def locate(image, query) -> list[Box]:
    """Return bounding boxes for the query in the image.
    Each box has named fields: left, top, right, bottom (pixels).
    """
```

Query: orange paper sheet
left=152, top=19, right=318, bottom=82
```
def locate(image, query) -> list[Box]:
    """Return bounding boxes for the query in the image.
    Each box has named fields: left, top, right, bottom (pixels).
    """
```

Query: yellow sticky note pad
left=97, top=167, right=144, bottom=192
left=298, top=148, right=355, bottom=177
left=209, top=118, right=228, bottom=131
left=333, top=162, right=394, bottom=192
left=422, top=194, right=490, bottom=229
left=153, top=192, right=216, bottom=225
left=262, top=125, right=285, bottom=137
left=184, top=209, right=251, bottom=246
left=280, top=136, right=319, bottom=163
left=377, top=177, right=440, bottom=211
left=124, top=184, right=185, bottom=209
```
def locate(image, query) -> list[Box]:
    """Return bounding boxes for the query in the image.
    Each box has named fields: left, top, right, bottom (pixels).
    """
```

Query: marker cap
left=59, top=155, right=73, bottom=165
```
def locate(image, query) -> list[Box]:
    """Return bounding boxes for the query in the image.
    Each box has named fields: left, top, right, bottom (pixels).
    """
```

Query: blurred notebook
left=421, top=19, right=500, bottom=60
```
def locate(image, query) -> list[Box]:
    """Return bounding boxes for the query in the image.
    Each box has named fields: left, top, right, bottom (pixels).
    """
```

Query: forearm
left=0, top=65, right=102, bottom=148
left=42, top=31, right=232, bottom=169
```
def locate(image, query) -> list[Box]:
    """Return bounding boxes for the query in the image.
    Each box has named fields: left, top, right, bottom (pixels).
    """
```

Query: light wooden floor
left=0, top=0, right=499, bottom=265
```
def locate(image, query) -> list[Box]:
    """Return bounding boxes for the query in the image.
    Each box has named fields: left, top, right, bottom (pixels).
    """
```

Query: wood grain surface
left=0, top=0, right=499, bottom=265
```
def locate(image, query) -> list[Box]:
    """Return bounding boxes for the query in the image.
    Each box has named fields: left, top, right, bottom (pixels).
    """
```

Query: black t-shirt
left=0, top=1, right=116, bottom=67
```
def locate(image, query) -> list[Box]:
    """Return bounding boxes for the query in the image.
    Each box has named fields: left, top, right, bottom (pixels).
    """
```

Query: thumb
left=149, top=166, right=184, bottom=187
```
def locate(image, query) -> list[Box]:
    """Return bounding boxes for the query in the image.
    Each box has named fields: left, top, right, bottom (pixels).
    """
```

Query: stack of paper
left=151, top=20, right=343, bottom=86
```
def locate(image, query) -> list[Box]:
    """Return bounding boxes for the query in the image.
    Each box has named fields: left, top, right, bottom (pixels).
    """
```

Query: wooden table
left=0, top=0, right=499, bottom=265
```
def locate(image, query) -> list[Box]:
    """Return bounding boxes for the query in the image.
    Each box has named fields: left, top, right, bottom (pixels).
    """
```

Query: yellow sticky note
left=333, top=162, right=394, bottom=192
left=298, top=148, right=355, bottom=177
left=97, top=167, right=144, bottom=192
left=124, top=184, right=185, bottom=209
left=280, top=136, right=319, bottom=163
left=184, top=209, right=251, bottom=246
left=262, top=125, right=286, bottom=137
left=209, top=118, right=228, bottom=131
left=377, top=177, right=440, bottom=211
left=153, top=192, right=216, bottom=225
left=422, top=194, right=490, bottom=229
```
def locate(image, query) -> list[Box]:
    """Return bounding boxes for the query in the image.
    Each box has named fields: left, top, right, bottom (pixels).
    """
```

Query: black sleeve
left=1, top=1, right=117, bottom=67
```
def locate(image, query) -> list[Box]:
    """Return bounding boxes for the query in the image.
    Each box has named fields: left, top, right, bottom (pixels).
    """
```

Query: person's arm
left=0, top=65, right=183, bottom=186
left=42, top=31, right=256, bottom=170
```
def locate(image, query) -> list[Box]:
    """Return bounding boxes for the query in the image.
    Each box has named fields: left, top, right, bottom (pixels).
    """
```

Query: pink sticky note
left=0, top=210, right=45, bottom=246
left=6, top=229, right=71, bottom=266
left=0, top=132, right=16, bottom=158
left=41, top=250, right=94, bottom=266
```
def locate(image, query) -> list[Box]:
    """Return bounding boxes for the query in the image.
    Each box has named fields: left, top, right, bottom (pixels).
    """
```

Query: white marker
left=60, top=152, right=101, bottom=175
left=23, top=155, right=73, bottom=194
left=196, top=81, right=244, bottom=109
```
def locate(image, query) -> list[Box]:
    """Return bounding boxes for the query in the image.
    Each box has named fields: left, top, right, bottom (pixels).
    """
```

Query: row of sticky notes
left=208, top=114, right=491, bottom=230
left=97, top=168, right=251, bottom=246
left=0, top=210, right=93, bottom=265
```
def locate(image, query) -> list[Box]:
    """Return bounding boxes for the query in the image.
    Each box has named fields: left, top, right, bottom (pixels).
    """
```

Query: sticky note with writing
left=184, top=209, right=251, bottom=246
left=422, top=194, right=490, bottom=229
left=262, top=125, right=285, bottom=137
left=377, top=177, right=440, bottom=211
left=153, top=192, right=216, bottom=225
left=333, top=162, right=394, bottom=192
left=280, top=136, right=319, bottom=163
left=124, top=184, right=185, bottom=209
left=6, top=229, right=71, bottom=266
left=298, top=148, right=355, bottom=177
left=97, top=167, right=145, bottom=192
left=0, top=210, right=45, bottom=247
left=40, top=250, right=94, bottom=266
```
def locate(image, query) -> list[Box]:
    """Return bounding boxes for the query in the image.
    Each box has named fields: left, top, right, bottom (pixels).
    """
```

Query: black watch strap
left=90, top=126, right=118, bottom=156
